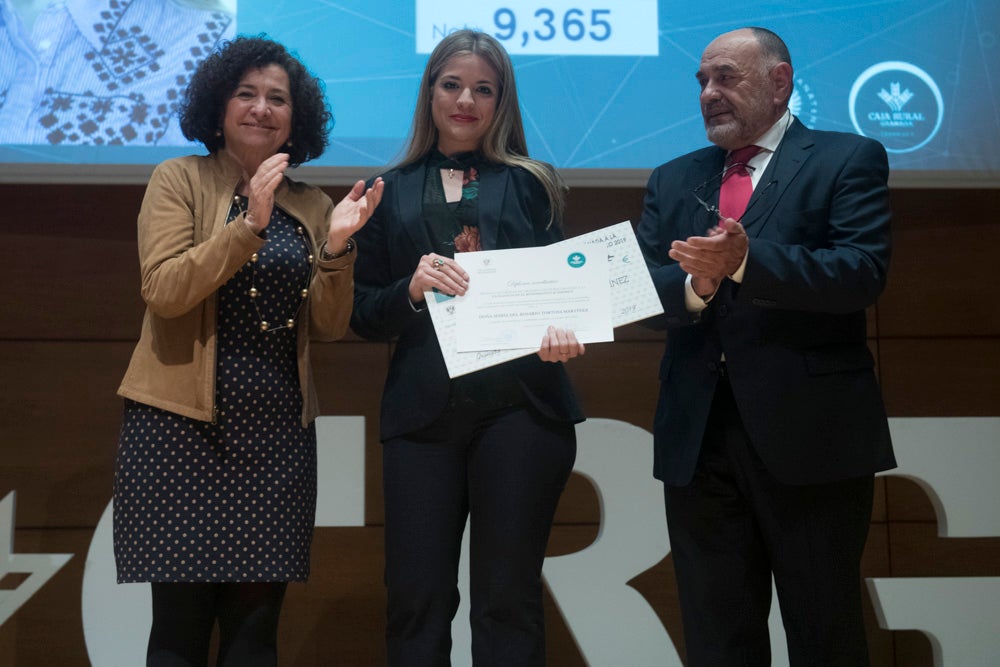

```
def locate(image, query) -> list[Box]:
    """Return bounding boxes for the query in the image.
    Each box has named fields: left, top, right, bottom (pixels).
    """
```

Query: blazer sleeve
left=137, top=159, right=264, bottom=319
left=512, top=166, right=564, bottom=247
left=350, top=175, right=426, bottom=342
left=636, top=161, right=704, bottom=329
left=306, top=194, right=358, bottom=342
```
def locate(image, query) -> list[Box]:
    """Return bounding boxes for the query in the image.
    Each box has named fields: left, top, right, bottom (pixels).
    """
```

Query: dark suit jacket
left=351, top=160, right=584, bottom=441
left=637, top=118, right=896, bottom=486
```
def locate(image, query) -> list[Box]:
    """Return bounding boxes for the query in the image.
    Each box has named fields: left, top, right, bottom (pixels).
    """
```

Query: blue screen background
left=2, top=0, right=997, bottom=180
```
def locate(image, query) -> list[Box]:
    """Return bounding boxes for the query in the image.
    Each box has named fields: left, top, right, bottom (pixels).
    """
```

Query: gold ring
left=433, top=258, right=444, bottom=268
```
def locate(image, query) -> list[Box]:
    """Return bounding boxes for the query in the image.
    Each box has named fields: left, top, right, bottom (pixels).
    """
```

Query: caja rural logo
left=850, top=61, right=943, bottom=153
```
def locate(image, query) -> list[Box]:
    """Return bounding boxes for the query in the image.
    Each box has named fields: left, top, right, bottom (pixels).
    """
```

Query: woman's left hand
left=537, top=326, right=585, bottom=363
left=326, top=177, right=384, bottom=254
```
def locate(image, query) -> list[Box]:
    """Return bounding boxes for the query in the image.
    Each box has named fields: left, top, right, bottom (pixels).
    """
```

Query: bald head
left=697, top=28, right=794, bottom=149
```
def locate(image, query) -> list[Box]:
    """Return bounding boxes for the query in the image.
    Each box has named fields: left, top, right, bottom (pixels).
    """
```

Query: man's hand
left=668, top=217, right=748, bottom=280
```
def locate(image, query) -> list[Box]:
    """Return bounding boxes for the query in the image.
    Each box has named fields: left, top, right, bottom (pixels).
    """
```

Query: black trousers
left=664, top=375, right=874, bottom=667
left=382, top=404, right=576, bottom=667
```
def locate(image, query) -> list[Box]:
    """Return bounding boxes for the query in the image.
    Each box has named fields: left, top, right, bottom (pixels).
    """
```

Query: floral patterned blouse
left=423, top=150, right=482, bottom=257
left=421, top=150, right=526, bottom=411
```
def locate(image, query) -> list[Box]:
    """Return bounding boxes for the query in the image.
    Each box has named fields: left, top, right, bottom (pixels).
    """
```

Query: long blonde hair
left=397, top=30, right=565, bottom=227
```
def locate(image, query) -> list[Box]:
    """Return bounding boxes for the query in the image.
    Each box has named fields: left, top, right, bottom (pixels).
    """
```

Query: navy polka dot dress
left=113, top=198, right=317, bottom=583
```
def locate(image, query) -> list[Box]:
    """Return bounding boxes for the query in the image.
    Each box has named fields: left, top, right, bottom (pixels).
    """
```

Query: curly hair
left=179, top=36, right=332, bottom=166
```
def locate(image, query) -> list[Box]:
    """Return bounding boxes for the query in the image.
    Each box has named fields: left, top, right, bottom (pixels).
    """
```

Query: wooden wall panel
left=887, top=522, right=1000, bottom=577
left=1, top=185, right=145, bottom=341
left=879, top=189, right=1000, bottom=338
left=892, top=632, right=934, bottom=667
left=0, top=342, right=130, bottom=527
left=1, top=183, right=997, bottom=666
left=0, top=233, right=143, bottom=340
left=563, top=187, right=646, bottom=238
left=872, top=477, right=888, bottom=523
left=564, top=341, right=662, bottom=433
left=884, top=477, right=935, bottom=523
left=0, top=530, right=93, bottom=667
left=878, top=338, right=1000, bottom=416
left=283, top=527, right=387, bottom=665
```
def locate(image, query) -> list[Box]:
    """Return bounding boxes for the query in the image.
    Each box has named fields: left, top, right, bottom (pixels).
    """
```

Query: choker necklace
left=231, top=194, right=315, bottom=333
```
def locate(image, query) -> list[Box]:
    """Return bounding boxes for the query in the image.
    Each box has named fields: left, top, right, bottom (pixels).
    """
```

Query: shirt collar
left=66, top=0, right=111, bottom=49
left=748, top=108, right=793, bottom=155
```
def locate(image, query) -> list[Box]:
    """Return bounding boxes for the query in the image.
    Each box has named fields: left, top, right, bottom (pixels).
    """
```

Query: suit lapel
left=690, top=149, right=727, bottom=235
left=397, top=162, right=510, bottom=253
left=397, top=163, right=433, bottom=252
left=742, top=118, right=813, bottom=237
left=476, top=164, right=509, bottom=250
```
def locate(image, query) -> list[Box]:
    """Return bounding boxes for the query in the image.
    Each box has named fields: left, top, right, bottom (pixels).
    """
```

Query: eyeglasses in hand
left=691, top=162, right=778, bottom=222
left=690, top=162, right=778, bottom=225
left=690, top=161, right=756, bottom=220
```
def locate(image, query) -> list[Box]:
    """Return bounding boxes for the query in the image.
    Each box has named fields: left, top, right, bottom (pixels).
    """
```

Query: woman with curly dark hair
left=112, top=36, right=383, bottom=666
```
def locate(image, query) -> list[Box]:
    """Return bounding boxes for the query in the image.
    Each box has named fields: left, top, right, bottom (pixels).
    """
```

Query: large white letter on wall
left=78, top=416, right=1000, bottom=666
left=0, top=492, right=72, bottom=625
left=866, top=417, right=1000, bottom=667
left=542, top=418, right=680, bottom=664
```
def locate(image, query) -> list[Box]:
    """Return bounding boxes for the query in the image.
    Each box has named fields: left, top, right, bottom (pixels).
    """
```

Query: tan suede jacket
left=117, top=151, right=355, bottom=426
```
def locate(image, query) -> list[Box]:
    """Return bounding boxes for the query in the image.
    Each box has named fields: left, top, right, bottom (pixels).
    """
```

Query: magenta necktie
left=718, top=145, right=762, bottom=220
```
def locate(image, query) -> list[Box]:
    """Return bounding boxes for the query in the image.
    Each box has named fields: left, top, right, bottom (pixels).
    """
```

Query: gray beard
left=706, top=122, right=746, bottom=150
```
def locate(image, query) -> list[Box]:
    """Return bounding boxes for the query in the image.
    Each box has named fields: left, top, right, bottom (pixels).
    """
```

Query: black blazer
left=637, top=119, right=896, bottom=485
left=351, top=160, right=584, bottom=441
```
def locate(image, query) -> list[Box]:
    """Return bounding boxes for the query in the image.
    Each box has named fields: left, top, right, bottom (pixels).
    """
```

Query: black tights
left=147, top=582, right=288, bottom=667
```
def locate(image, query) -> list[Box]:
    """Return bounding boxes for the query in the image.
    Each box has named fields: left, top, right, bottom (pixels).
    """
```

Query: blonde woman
left=351, top=29, right=584, bottom=667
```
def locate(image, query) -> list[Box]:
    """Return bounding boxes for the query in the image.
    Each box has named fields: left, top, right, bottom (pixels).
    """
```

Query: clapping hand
left=326, top=177, right=385, bottom=255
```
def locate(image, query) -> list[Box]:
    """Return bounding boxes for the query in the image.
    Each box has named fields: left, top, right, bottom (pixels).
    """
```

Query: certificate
left=426, top=220, right=663, bottom=378
left=571, top=220, right=665, bottom=327
left=425, top=292, right=535, bottom=378
left=454, top=243, right=613, bottom=351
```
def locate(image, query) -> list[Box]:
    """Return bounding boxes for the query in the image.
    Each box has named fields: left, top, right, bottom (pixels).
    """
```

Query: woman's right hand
left=537, top=326, right=585, bottom=363
left=408, top=253, right=469, bottom=305
left=243, top=152, right=289, bottom=234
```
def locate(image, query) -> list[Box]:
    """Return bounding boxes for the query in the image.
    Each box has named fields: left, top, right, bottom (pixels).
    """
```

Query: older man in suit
left=637, top=27, right=896, bottom=666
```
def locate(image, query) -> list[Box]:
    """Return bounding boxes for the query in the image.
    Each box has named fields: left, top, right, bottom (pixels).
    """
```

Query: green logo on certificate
left=567, top=252, right=586, bottom=268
